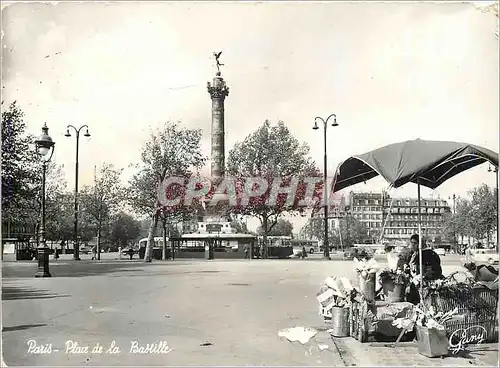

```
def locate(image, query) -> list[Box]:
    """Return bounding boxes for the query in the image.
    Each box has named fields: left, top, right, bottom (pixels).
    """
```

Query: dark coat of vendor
left=404, top=234, right=443, bottom=304
left=408, top=234, right=443, bottom=280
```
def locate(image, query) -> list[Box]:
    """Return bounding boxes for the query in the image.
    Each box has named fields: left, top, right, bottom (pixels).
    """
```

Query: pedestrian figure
left=301, top=246, right=307, bottom=259
left=128, top=247, right=134, bottom=260
left=208, top=241, right=214, bottom=260
left=118, top=246, right=122, bottom=260
left=54, top=248, right=59, bottom=260
left=244, top=245, right=249, bottom=259
left=91, top=246, right=97, bottom=260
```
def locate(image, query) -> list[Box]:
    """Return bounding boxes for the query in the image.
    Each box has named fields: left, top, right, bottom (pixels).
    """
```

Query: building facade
left=346, top=191, right=451, bottom=242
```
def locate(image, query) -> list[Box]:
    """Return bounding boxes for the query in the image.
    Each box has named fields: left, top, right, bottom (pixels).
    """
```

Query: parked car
left=472, top=249, right=499, bottom=265
left=80, top=246, right=91, bottom=255
left=121, top=247, right=139, bottom=255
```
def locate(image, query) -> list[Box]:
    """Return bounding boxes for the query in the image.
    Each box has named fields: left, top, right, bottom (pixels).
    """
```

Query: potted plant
left=379, top=266, right=410, bottom=302
left=316, top=276, right=354, bottom=337
left=353, top=254, right=379, bottom=302
left=392, top=304, right=458, bottom=357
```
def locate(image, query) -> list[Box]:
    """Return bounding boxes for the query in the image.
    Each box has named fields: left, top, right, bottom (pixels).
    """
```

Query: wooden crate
left=349, top=299, right=372, bottom=342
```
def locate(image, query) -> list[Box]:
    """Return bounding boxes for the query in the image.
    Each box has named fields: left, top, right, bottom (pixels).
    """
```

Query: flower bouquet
left=392, top=304, right=458, bottom=357
left=316, top=277, right=354, bottom=337
left=353, top=257, right=379, bottom=301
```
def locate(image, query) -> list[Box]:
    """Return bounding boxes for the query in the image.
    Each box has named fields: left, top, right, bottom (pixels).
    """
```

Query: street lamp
left=313, top=113, right=338, bottom=260
left=34, top=123, right=55, bottom=278
left=65, top=124, right=91, bottom=261
left=488, top=165, right=499, bottom=250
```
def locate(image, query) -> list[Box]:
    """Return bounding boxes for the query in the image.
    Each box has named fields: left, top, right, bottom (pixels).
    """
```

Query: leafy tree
left=110, top=212, right=141, bottom=248
left=300, top=215, right=368, bottom=249
left=128, top=122, right=206, bottom=262
left=469, top=184, right=497, bottom=246
left=257, top=218, right=293, bottom=237
left=226, top=120, right=321, bottom=258
left=439, top=212, right=456, bottom=244
left=453, top=197, right=474, bottom=246
left=1, top=102, right=39, bottom=244
left=45, top=191, right=74, bottom=243
left=333, top=216, right=368, bottom=248
left=441, top=186, right=497, bottom=250
left=80, top=163, right=124, bottom=258
left=300, top=217, right=328, bottom=242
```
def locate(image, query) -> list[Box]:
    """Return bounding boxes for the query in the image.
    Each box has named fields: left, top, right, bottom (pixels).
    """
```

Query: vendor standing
left=405, top=234, right=444, bottom=304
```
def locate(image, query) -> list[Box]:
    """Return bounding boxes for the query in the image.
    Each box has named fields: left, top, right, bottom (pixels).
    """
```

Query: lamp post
left=313, top=113, right=338, bottom=260
left=488, top=165, right=499, bottom=251
left=34, top=123, right=55, bottom=278
left=65, top=125, right=91, bottom=261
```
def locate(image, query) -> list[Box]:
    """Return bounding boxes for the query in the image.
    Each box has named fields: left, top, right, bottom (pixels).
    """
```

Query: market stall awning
left=332, top=139, right=498, bottom=192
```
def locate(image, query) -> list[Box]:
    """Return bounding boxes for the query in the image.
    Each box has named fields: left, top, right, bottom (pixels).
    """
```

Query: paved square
left=2, top=257, right=349, bottom=366
left=2, top=255, right=497, bottom=366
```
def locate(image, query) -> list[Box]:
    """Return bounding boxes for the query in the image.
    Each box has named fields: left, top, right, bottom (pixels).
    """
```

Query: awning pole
left=417, top=178, right=423, bottom=300
left=380, top=192, right=394, bottom=244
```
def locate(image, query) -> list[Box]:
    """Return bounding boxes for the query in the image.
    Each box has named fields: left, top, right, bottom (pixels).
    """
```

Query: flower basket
left=382, top=279, right=405, bottom=302
left=422, top=275, right=499, bottom=343
left=379, top=267, right=410, bottom=303
left=331, top=306, right=350, bottom=337
left=415, top=325, right=449, bottom=358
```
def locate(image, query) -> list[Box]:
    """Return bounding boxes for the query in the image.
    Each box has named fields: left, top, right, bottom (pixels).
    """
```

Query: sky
left=2, top=1, right=499, bottom=232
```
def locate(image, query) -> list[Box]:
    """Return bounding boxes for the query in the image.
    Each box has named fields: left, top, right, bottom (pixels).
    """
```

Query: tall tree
left=110, top=212, right=141, bottom=248
left=333, top=216, right=368, bottom=248
left=80, top=163, right=124, bottom=258
left=45, top=191, right=75, bottom=246
left=469, top=184, right=497, bottom=246
left=453, top=197, right=474, bottom=246
left=299, top=217, right=335, bottom=245
left=1, top=102, right=39, bottom=243
left=128, top=122, right=206, bottom=262
left=226, top=120, right=321, bottom=258
left=257, top=218, right=293, bottom=237
left=299, top=215, right=367, bottom=249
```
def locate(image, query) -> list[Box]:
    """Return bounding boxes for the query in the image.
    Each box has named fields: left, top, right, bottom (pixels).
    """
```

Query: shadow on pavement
left=2, top=323, right=47, bottom=332
left=2, top=260, right=170, bottom=278
left=2, top=286, right=70, bottom=300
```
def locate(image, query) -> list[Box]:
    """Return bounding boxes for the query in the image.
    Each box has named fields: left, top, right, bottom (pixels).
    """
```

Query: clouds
left=1, top=1, right=498, bottom=214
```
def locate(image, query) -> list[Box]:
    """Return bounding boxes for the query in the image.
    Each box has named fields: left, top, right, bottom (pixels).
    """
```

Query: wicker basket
left=424, top=285, right=498, bottom=343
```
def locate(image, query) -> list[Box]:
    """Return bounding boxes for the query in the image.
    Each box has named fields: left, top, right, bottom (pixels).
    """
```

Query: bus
left=137, top=237, right=168, bottom=249
left=288, top=239, right=320, bottom=254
